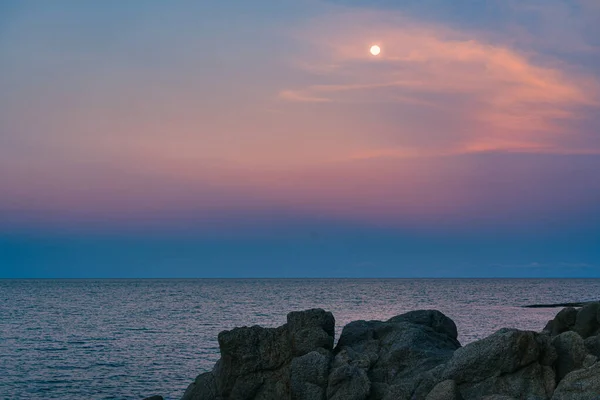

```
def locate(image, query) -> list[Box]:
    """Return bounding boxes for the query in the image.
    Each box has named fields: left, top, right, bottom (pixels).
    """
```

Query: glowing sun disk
left=370, top=45, right=381, bottom=56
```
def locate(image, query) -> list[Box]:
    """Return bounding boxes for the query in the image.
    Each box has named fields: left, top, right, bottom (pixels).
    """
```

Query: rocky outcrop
left=329, top=310, right=460, bottom=400
left=551, top=362, right=600, bottom=399
left=439, top=328, right=556, bottom=400
left=573, top=303, right=600, bottom=338
left=543, top=303, right=600, bottom=339
left=178, top=303, right=600, bottom=400
left=551, top=331, right=586, bottom=381
left=181, top=309, right=334, bottom=400
left=543, top=307, right=578, bottom=336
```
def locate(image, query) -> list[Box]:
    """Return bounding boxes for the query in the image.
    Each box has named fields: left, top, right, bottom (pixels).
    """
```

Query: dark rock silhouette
left=173, top=303, right=600, bottom=400
left=182, top=308, right=334, bottom=400
left=543, top=302, right=600, bottom=339
left=552, top=362, right=600, bottom=399
left=551, top=331, right=586, bottom=381
left=523, top=302, right=594, bottom=308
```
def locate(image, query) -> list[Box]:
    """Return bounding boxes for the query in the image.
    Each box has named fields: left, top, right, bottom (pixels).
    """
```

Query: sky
left=1, top=0, right=599, bottom=278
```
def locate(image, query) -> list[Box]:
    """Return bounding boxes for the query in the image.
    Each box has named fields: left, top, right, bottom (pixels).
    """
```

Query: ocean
left=2, top=278, right=599, bottom=399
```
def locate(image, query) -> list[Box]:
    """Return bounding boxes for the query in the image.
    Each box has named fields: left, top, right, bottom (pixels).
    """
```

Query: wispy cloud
left=280, top=7, right=600, bottom=157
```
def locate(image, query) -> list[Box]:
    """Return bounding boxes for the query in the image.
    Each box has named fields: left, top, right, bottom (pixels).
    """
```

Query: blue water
left=2, top=279, right=600, bottom=399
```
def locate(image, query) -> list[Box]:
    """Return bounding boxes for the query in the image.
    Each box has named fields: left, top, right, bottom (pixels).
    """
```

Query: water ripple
left=2, top=278, right=600, bottom=399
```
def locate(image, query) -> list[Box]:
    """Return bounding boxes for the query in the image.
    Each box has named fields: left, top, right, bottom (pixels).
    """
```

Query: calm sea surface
left=2, top=279, right=600, bottom=399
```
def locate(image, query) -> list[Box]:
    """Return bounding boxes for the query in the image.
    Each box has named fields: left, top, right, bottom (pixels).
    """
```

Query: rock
left=180, top=307, right=600, bottom=400
left=442, top=329, right=555, bottom=399
left=326, top=362, right=371, bottom=400
left=181, top=372, right=217, bottom=400
left=582, top=354, right=597, bottom=368
left=543, top=307, right=578, bottom=336
left=287, top=309, right=335, bottom=356
left=536, top=334, right=558, bottom=367
left=584, top=335, right=600, bottom=357
left=458, top=361, right=555, bottom=400
left=183, top=308, right=335, bottom=400
left=290, top=351, right=330, bottom=400
left=552, top=362, right=600, bottom=399
left=443, top=329, right=540, bottom=382
left=143, top=396, right=164, bottom=400
left=215, top=324, right=292, bottom=398
left=388, top=309, right=459, bottom=340
left=330, top=310, right=461, bottom=399
left=551, top=331, right=587, bottom=381
left=573, top=303, right=600, bottom=339
left=542, top=303, right=600, bottom=340
left=425, top=380, right=463, bottom=400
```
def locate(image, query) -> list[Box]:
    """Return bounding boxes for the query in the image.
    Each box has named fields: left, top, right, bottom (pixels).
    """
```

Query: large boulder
left=544, top=303, right=600, bottom=340
left=551, top=331, right=587, bottom=382
left=456, top=362, right=555, bottom=400
left=543, top=308, right=578, bottom=336
left=326, top=357, right=371, bottom=400
left=215, top=324, right=292, bottom=399
left=552, top=362, right=600, bottom=400
left=330, top=310, right=461, bottom=400
left=441, top=329, right=556, bottom=400
left=388, top=310, right=459, bottom=340
left=290, top=351, right=331, bottom=400
left=182, top=309, right=335, bottom=400
left=573, top=303, right=600, bottom=339
left=181, top=372, right=217, bottom=400
left=287, top=309, right=335, bottom=356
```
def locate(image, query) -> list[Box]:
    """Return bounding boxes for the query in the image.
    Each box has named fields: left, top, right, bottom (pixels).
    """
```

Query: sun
left=370, top=45, right=381, bottom=56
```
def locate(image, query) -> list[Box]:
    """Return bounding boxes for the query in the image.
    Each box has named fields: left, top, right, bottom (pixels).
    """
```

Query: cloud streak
left=281, top=8, right=600, bottom=157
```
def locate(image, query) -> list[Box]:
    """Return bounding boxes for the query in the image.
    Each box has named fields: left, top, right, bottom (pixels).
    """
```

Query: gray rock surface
left=542, top=303, right=600, bottom=340
left=291, top=351, right=331, bottom=400
left=288, top=309, right=335, bottom=357
left=573, top=303, right=600, bottom=339
left=326, top=361, right=371, bottom=400
left=552, top=362, right=600, bottom=400
left=584, top=335, right=600, bottom=357
left=215, top=324, right=292, bottom=399
left=182, top=308, right=334, bottom=400
left=331, top=310, right=461, bottom=400
left=543, top=307, right=578, bottom=336
left=551, top=331, right=587, bottom=381
left=425, top=380, right=463, bottom=400
left=388, top=309, right=459, bottom=340
left=443, top=329, right=541, bottom=381
left=181, top=372, right=217, bottom=400
left=441, top=328, right=556, bottom=399
left=582, top=354, right=597, bottom=368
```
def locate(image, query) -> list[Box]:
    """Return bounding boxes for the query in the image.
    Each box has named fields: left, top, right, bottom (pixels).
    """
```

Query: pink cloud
left=280, top=9, right=600, bottom=157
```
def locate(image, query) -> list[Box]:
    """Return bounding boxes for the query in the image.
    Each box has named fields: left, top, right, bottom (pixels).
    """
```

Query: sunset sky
left=1, top=0, right=599, bottom=277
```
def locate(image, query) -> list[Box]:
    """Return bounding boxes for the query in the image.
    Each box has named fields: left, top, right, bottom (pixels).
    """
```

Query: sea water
left=2, top=278, right=599, bottom=399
